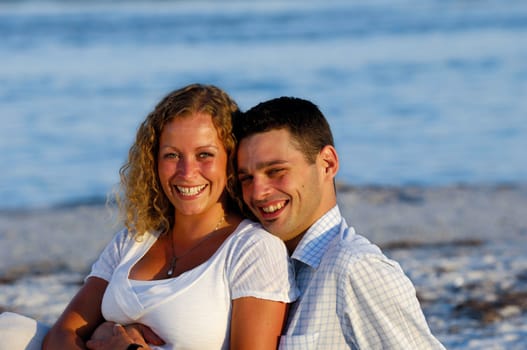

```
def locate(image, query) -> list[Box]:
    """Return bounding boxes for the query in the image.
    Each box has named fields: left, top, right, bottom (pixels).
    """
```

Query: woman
left=38, top=84, right=297, bottom=349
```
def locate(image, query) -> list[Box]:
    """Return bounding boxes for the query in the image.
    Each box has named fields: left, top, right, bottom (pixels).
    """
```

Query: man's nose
left=251, top=176, right=271, bottom=201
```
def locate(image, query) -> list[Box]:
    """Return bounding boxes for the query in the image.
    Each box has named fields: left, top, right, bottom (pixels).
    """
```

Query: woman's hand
left=87, top=322, right=164, bottom=350
left=86, top=323, right=149, bottom=350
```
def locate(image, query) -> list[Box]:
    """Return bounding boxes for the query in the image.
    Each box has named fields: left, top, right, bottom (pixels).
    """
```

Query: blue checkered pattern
left=279, top=206, right=445, bottom=349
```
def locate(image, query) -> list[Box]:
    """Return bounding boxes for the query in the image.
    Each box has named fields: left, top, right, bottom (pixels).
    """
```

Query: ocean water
left=1, top=0, right=527, bottom=209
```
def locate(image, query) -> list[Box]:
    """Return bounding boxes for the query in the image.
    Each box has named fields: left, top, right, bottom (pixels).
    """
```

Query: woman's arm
left=230, top=297, right=288, bottom=350
left=43, top=276, right=108, bottom=350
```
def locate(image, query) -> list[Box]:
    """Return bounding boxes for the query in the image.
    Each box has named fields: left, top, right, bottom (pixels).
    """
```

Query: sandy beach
left=1, top=184, right=527, bottom=349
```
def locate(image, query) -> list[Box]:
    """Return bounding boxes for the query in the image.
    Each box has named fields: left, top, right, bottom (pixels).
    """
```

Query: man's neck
left=285, top=233, right=306, bottom=255
left=284, top=203, right=339, bottom=255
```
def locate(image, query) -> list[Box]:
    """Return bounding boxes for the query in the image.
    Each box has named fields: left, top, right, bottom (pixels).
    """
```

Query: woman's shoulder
left=109, top=227, right=161, bottom=250
left=228, top=219, right=285, bottom=251
left=234, top=218, right=262, bottom=232
left=233, top=219, right=278, bottom=239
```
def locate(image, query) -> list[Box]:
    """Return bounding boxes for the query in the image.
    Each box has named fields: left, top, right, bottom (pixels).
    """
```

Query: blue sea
left=1, top=0, right=527, bottom=209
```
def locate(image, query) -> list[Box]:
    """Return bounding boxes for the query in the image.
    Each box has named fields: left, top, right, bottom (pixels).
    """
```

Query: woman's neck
left=172, top=207, right=227, bottom=242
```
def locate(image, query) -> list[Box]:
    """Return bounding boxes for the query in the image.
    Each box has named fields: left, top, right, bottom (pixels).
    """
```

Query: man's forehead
left=240, top=129, right=294, bottom=147
left=238, top=132, right=303, bottom=171
left=239, top=130, right=297, bottom=155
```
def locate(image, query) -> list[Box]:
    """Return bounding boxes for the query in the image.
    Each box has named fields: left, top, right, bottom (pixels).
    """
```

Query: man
left=233, top=97, right=445, bottom=349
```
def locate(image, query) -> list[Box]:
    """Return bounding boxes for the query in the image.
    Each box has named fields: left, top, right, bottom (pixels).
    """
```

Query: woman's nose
left=176, top=157, right=197, bottom=178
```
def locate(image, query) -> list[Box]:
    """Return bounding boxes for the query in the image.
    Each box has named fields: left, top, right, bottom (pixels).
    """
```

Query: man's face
left=237, top=129, right=327, bottom=244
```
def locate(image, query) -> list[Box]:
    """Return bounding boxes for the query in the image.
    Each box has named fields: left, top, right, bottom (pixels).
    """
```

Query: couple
left=1, top=84, right=444, bottom=349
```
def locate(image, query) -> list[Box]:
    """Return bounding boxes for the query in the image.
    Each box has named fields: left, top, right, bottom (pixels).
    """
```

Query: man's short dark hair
left=233, top=97, right=335, bottom=163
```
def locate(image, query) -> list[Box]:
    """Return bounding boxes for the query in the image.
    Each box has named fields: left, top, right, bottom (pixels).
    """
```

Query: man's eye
left=238, top=175, right=252, bottom=184
left=268, top=168, right=284, bottom=176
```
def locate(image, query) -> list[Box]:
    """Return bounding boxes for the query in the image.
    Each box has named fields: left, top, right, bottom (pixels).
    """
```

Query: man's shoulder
left=320, top=228, right=394, bottom=271
left=337, top=228, right=383, bottom=256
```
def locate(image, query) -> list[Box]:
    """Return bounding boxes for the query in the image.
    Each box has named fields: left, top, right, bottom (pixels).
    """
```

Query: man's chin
left=261, top=221, right=289, bottom=239
left=259, top=219, right=276, bottom=233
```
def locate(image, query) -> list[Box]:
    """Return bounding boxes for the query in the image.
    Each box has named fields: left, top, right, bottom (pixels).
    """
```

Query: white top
left=88, top=219, right=297, bottom=350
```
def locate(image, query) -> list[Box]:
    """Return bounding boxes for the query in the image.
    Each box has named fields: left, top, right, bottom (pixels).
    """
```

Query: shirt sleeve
left=85, top=228, right=130, bottom=282
left=336, top=254, right=445, bottom=349
left=226, top=224, right=298, bottom=303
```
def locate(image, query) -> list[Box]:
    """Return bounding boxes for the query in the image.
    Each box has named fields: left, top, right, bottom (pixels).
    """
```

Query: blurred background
left=1, top=1, right=527, bottom=348
left=1, top=0, right=526, bottom=210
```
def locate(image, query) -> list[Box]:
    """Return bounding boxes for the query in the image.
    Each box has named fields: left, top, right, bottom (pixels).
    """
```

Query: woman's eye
left=164, top=152, right=179, bottom=159
left=199, top=152, right=214, bottom=159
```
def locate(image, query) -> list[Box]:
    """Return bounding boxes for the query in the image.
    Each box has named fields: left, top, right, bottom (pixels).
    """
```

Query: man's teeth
left=262, top=202, right=285, bottom=213
left=176, top=185, right=206, bottom=196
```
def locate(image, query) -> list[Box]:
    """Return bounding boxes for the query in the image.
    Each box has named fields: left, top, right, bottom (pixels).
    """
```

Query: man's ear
left=319, top=145, right=339, bottom=178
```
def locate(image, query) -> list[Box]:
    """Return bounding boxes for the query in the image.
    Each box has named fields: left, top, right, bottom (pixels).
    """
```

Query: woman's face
left=157, top=112, right=228, bottom=217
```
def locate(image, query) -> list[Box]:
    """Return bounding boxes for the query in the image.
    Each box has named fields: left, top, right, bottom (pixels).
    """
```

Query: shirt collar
left=291, top=205, right=343, bottom=269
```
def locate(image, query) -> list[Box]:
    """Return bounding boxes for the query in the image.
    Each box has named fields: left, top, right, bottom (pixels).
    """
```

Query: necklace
left=167, top=215, right=226, bottom=277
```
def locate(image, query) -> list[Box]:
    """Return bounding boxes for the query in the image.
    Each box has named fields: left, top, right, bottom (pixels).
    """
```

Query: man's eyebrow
left=261, top=160, right=288, bottom=167
left=238, top=160, right=289, bottom=174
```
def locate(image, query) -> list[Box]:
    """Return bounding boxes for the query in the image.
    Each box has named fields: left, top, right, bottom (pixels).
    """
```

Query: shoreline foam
left=1, top=184, right=525, bottom=279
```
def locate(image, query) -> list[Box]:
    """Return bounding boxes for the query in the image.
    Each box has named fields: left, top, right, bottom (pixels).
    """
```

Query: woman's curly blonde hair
left=116, top=84, right=240, bottom=237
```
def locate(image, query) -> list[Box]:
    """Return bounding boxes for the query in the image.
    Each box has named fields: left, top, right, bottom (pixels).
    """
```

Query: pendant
left=167, top=257, right=177, bottom=276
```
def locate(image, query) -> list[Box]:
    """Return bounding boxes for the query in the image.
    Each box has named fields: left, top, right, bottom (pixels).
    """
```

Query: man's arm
left=337, top=256, right=445, bottom=349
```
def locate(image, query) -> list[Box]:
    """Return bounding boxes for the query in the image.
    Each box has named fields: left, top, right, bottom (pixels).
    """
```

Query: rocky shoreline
left=1, top=184, right=526, bottom=348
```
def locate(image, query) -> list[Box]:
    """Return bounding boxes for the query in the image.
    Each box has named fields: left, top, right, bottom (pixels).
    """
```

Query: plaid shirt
left=279, top=206, right=445, bottom=349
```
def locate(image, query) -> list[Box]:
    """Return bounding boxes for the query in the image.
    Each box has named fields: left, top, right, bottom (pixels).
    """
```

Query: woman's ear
left=319, top=145, right=339, bottom=178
